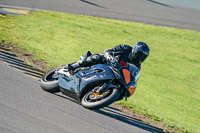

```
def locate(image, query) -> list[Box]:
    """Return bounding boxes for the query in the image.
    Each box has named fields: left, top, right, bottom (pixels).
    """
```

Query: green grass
left=0, top=11, right=200, bottom=133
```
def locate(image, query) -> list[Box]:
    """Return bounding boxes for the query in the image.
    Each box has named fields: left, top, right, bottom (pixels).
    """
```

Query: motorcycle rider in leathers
left=67, top=41, right=150, bottom=72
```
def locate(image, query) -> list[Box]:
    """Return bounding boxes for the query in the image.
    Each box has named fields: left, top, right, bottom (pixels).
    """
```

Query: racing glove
left=104, top=52, right=119, bottom=67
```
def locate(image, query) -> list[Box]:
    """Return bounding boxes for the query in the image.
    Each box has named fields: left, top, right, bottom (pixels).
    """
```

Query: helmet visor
left=132, top=51, right=148, bottom=63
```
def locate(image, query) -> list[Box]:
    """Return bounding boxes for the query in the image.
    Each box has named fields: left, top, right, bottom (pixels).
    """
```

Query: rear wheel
left=81, top=87, right=120, bottom=110
left=40, top=67, right=62, bottom=93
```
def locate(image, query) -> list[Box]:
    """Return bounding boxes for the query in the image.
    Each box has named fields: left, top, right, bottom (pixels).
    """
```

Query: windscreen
left=127, top=63, right=141, bottom=82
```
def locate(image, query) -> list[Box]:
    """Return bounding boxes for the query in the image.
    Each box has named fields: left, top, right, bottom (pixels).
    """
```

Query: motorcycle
left=40, top=52, right=141, bottom=110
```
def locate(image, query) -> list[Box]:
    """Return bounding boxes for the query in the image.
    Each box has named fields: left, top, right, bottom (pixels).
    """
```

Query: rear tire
left=81, top=88, right=120, bottom=110
left=40, top=67, right=61, bottom=93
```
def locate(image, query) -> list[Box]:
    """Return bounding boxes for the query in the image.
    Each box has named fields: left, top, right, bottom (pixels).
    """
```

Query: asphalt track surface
left=0, top=62, right=155, bottom=133
left=0, top=0, right=200, bottom=31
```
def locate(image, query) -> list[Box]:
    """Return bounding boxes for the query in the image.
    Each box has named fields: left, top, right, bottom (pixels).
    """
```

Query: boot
left=67, top=62, right=80, bottom=74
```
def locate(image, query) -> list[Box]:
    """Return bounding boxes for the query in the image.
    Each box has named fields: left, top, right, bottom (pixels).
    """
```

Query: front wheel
left=81, top=88, right=120, bottom=110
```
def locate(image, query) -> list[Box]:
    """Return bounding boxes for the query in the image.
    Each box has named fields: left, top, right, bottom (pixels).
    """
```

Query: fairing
left=119, top=63, right=140, bottom=96
left=59, top=64, right=115, bottom=101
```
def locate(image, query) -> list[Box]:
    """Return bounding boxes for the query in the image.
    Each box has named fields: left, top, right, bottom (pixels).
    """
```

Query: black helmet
left=130, top=42, right=150, bottom=64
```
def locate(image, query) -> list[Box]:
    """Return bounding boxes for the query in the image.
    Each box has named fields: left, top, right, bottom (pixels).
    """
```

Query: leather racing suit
left=78, top=45, right=141, bottom=70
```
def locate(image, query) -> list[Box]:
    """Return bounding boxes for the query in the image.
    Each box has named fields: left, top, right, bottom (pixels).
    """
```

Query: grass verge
left=0, top=11, right=200, bottom=133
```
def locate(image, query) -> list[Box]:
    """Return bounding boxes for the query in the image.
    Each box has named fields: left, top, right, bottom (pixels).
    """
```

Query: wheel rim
left=44, top=71, right=58, bottom=81
left=86, top=89, right=112, bottom=102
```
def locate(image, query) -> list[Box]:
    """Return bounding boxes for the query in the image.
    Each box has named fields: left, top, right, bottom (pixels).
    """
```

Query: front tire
left=40, top=67, right=61, bottom=93
left=81, top=88, right=120, bottom=110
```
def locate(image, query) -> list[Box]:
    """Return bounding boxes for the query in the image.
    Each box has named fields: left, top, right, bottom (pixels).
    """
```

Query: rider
left=68, top=41, right=150, bottom=72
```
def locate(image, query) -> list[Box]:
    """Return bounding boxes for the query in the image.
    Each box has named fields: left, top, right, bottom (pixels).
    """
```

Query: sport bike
left=40, top=52, right=141, bottom=110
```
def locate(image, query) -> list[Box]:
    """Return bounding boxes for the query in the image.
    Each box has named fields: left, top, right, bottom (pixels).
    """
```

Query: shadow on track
left=80, top=0, right=107, bottom=9
left=54, top=93, right=167, bottom=133
left=146, top=0, right=173, bottom=8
